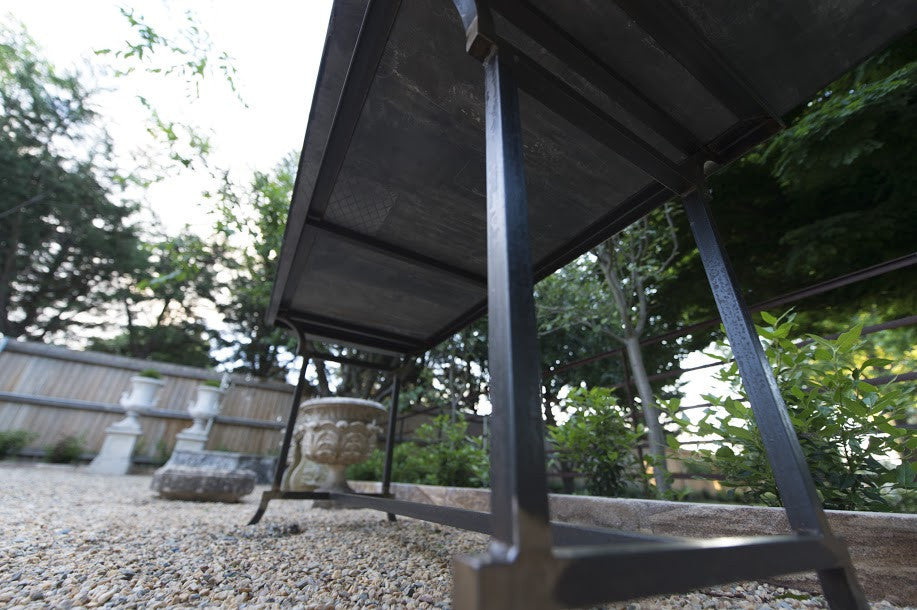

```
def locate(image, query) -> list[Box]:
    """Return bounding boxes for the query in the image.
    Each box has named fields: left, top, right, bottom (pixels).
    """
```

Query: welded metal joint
left=450, top=0, right=497, bottom=61
left=454, top=551, right=560, bottom=610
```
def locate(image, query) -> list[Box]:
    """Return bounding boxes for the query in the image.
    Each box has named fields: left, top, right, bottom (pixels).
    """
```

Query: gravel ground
left=0, top=464, right=909, bottom=609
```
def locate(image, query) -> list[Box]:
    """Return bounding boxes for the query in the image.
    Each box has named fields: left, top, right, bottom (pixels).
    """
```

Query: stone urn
left=117, top=375, right=166, bottom=430
left=174, top=384, right=225, bottom=452
left=295, top=397, right=385, bottom=493
left=187, top=385, right=224, bottom=435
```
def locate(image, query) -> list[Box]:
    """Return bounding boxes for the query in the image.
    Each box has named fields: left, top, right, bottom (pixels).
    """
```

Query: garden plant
left=0, top=430, right=35, bottom=460
left=547, top=387, right=647, bottom=497
left=665, top=311, right=915, bottom=512
left=348, top=415, right=489, bottom=488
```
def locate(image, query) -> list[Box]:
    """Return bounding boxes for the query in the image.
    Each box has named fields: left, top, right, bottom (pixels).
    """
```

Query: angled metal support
left=488, top=0, right=703, bottom=156
left=502, top=38, right=694, bottom=194
left=381, top=374, right=402, bottom=521
left=453, top=2, right=696, bottom=194
left=682, top=188, right=867, bottom=609
left=609, top=0, right=781, bottom=125
left=248, top=320, right=310, bottom=525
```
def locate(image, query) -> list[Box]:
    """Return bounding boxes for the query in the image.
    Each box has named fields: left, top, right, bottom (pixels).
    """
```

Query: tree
left=86, top=230, right=221, bottom=367
left=659, top=32, right=917, bottom=340
left=0, top=25, right=144, bottom=341
left=538, top=202, right=683, bottom=493
left=212, top=158, right=295, bottom=379
left=538, top=279, right=627, bottom=426
left=87, top=322, right=213, bottom=368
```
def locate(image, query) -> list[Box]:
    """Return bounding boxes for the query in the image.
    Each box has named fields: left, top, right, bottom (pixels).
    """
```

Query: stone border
left=350, top=481, right=917, bottom=605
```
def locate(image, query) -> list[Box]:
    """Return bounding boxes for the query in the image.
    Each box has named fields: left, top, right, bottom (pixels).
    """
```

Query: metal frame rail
left=248, top=1, right=870, bottom=608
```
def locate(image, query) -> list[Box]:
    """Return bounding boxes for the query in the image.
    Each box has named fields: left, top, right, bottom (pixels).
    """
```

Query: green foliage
left=87, top=230, right=223, bottom=367
left=659, top=33, right=917, bottom=340
left=92, top=7, right=245, bottom=176
left=202, top=379, right=222, bottom=388
left=88, top=322, right=214, bottom=368
left=211, top=155, right=296, bottom=379
left=536, top=201, right=693, bottom=450
left=99, top=7, right=243, bottom=103
left=0, top=25, right=144, bottom=341
left=45, top=436, right=85, bottom=464
left=666, top=312, right=915, bottom=512
left=153, top=439, right=171, bottom=466
left=137, top=368, right=162, bottom=379
left=347, top=416, right=489, bottom=488
left=0, top=430, right=36, bottom=459
left=548, top=388, right=646, bottom=497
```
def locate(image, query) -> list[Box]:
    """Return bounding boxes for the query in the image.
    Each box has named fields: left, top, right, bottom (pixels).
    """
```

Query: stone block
left=151, top=450, right=257, bottom=502
left=151, top=466, right=256, bottom=502
left=173, top=429, right=208, bottom=453
left=163, top=449, right=275, bottom=483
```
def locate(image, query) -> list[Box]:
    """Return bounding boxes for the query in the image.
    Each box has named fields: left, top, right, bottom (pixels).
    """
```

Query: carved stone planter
left=294, top=397, right=385, bottom=494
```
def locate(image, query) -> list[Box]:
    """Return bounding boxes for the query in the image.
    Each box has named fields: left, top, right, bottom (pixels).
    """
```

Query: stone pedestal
left=173, top=429, right=208, bottom=453
left=151, top=450, right=256, bottom=502
left=87, top=421, right=141, bottom=475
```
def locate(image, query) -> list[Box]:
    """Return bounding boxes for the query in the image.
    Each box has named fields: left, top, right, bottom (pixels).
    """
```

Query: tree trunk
left=0, top=209, right=24, bottom=336
left=624, top=335, right=669, bottom=493
left=314, top=359, right=331, bottom=397
left=124, top=300, right=137, bottom=355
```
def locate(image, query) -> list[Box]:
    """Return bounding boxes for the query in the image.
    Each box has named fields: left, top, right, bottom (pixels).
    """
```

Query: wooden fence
left=0, top=340, right=293, bottom=461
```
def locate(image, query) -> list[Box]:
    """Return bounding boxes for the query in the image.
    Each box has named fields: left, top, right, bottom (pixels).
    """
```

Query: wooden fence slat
left=0, top=342, right=293, bottom=458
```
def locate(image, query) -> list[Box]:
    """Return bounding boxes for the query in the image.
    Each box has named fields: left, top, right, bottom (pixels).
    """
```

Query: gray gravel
left=0, top=464, right=909, bottom=609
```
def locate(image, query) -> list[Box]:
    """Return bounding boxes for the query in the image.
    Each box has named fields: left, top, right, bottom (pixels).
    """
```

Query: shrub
left=45, top=436, right=85, bottom=464
left=548, top=387, right=646, bottom=497
left=137, top=368, right=162, bottom=379
left=666, top=311, right=915, bottom=512
left=154, top=439, right=171, bottom=466
left=347, top=415, right=489, bottom=488
left=0, top=430, right=36, bottom=459
left=202, top=379, right=222, bottom=388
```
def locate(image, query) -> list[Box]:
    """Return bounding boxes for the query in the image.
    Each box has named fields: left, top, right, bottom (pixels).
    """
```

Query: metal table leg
left=683, top=189, right=868, bottom=609
left=247, top=323, right=309, bottom=525
left=381, top=375, right=402, bottom=521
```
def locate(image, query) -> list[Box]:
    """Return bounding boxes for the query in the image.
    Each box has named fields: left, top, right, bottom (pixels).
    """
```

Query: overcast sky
left=6, top=0, right=334, bottom=235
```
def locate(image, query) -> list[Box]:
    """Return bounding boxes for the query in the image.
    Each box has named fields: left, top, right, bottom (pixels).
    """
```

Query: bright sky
left=6, top=0, right=334, bottom=236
